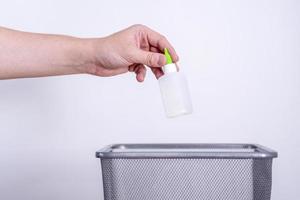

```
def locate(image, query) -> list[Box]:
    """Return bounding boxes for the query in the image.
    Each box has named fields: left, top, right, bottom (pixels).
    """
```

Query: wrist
left=70, top=37, right=103, bottom=74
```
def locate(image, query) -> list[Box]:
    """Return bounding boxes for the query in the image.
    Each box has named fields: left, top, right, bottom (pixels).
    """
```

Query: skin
left=0, top=24, right=179, bottom=81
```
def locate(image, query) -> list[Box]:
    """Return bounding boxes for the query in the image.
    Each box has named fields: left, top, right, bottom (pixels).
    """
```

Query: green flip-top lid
left=164, top=48, right=173, bottom=64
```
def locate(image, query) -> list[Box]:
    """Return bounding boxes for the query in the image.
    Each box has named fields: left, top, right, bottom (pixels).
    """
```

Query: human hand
left=83, top=24, right=179, bottom=82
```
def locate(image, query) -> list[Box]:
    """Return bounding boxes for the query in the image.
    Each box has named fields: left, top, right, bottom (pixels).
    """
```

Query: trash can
left=96, top=144, right=277, bottom=200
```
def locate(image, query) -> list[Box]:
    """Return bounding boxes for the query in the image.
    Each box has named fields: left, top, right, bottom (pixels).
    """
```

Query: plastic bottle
left=158, top=48, right=193, bottom=117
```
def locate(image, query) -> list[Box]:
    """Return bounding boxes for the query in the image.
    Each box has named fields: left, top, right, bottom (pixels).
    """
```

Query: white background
left=0, top=0, right=299, bottom=199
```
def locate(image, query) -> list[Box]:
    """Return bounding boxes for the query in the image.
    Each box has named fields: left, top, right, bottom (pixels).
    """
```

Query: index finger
left=144, top=26, right=179, bottom=62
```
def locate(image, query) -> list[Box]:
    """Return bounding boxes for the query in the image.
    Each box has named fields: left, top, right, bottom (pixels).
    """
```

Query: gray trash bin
left=96, top=144, right=277, bottom=200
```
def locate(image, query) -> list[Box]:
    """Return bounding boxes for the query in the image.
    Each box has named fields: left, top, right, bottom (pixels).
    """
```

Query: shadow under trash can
left=96, top=144, right=277, bottom=200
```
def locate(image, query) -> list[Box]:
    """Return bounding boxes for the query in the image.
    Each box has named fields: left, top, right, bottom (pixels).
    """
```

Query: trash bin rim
left=95, top=143, right=278, bottom=159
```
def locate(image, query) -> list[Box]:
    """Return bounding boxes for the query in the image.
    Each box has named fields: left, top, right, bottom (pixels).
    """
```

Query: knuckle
left=131, top=24, right=145, bottom=30
left=158, top=35, right=167, bottom=44
left=160, top=35, right=167, bottom=40
left=146, top=53, right=154, bottom=66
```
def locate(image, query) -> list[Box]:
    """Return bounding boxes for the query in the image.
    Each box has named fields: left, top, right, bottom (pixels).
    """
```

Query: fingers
left=128, top=64, right=135, bottom=72
left=144, top=27, right=179, bottom=62
left=135, top=64, right=146, bottom=82
left=129, top=64, right=147, bottom=82
left=133, top=49, right=166, bottom=68
left=151, top=67, right=164, bottom=79
left=150, top=46, right=160, bottom=53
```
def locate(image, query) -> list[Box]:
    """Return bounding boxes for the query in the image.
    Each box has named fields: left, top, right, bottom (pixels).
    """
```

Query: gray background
left=0, top=0, right=299, bottom=199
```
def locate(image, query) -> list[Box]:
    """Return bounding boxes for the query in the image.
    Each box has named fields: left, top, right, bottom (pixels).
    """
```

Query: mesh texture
left=101, top=158, right=273, bottom=200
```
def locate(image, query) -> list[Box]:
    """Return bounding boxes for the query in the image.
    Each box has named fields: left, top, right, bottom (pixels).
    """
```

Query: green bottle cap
left=164, top=48, right=173, bottom=64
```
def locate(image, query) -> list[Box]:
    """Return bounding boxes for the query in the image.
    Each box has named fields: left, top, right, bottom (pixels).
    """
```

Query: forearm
left=0, top=27, right=94, bottom=79
left=0, top=24, right=179, bottom=81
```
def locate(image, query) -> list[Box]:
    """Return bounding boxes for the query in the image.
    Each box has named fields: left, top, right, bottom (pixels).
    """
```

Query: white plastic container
left=158, top=63, right=193, bottom=117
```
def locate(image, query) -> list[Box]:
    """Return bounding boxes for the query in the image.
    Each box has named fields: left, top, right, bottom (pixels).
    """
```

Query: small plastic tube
left=158, top=48, right=193, bottom=118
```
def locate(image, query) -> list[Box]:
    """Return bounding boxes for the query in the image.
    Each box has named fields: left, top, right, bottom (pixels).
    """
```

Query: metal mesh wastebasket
left=96, top=144, right=277, bottom=200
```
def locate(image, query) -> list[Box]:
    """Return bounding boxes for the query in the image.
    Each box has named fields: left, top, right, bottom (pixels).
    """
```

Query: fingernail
left=157, top=55, right=166, bottom=67
left=137, top=74, right=144, bottom=82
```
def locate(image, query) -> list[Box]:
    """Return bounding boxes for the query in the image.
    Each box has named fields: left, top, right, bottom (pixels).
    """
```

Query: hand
left=84, top=24, right=179, bottom=82
left=0, top=25, right=178, bottom=80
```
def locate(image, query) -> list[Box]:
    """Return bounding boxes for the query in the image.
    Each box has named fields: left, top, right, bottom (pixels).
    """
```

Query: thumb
left=134, top=49, right=166, bottom=68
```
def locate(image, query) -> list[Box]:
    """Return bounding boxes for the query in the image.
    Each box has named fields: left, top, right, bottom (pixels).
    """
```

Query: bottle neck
left=162, top=63, right=177, bottom=74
